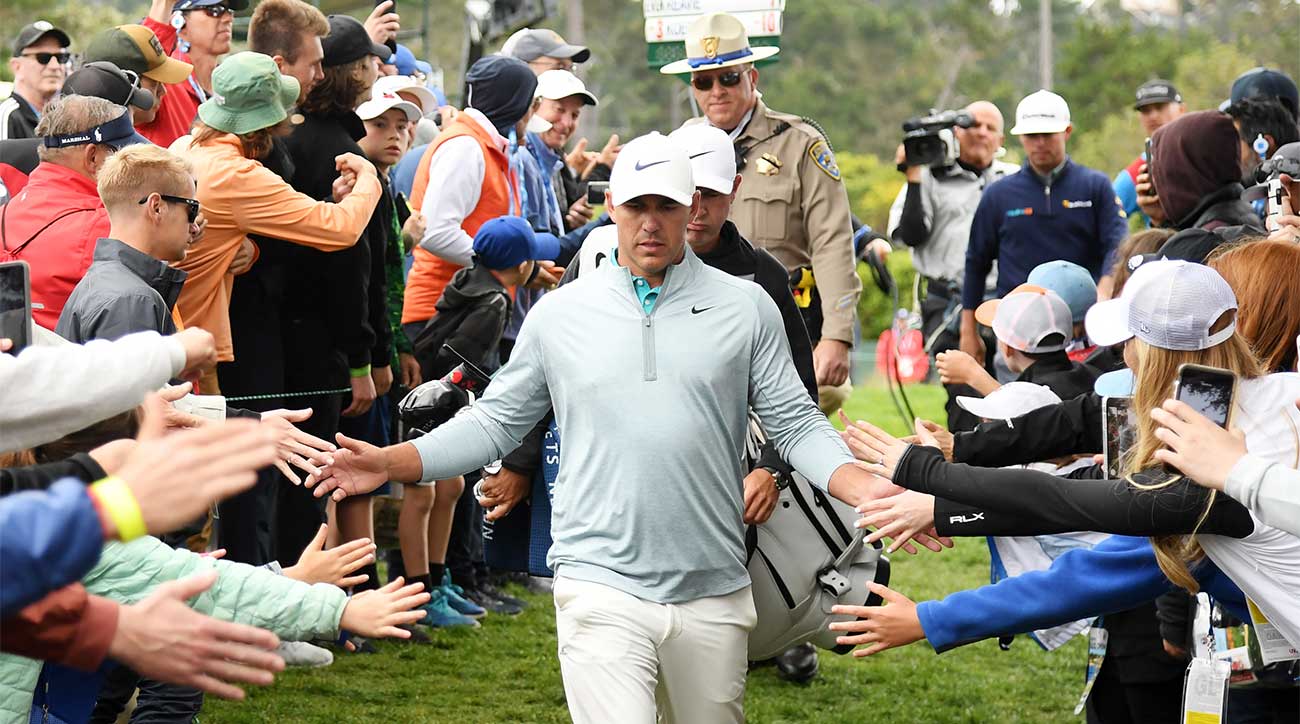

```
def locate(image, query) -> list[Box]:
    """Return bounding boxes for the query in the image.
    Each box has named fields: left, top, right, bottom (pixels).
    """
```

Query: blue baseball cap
left=388, top=44, right=417, bottom=75
left=472, top=216, right=560, bottom=270
left=1094, top=368, right=1135, bottom=397
left=1027, top=260, right=1096, bottom=323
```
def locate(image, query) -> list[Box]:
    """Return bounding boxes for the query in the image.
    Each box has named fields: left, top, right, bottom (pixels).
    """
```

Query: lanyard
left=187, top=75, right=207, bottom=104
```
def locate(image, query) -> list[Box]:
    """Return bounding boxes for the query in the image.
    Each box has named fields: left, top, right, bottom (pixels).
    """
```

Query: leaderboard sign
left=645, top=0, right=785, bottom=68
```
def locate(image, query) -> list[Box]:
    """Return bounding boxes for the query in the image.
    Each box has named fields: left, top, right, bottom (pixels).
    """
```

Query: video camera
left=1245, top=141, right=1300, bottom=230
left=398, top=345, right=492, bottom=440
left=901, top=109, right=974, bottom=169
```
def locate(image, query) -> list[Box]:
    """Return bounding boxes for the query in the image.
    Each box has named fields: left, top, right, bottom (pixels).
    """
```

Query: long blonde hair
left=1125, top=324, right=1264, bottom=591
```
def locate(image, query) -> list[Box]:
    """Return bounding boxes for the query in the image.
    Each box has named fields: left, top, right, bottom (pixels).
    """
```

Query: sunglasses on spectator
left=690, top=71, right=745, bottom=92
left=21, top=51, right=71, bottom=66
left=140, top=195, right=201, bottom=223
left=192, top=4, right=233, bottom=17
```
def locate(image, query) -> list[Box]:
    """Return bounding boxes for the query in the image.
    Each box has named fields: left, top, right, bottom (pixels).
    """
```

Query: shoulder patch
left=808, top=140, right=841, bottom=182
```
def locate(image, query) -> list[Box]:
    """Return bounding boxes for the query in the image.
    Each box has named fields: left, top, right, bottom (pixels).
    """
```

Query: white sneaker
left=275, top=640, right=333, bottom=668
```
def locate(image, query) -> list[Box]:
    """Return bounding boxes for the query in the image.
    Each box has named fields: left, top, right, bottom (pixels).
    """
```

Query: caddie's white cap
left=1085, top=259, right=1238, bottom=351
left=609, top=132, right=695, bottom=207
left=957, top=382, right=1062, bottom=422
left=668, top=124, right=736, bottom=194
left=356, top=86, right=421, bottom=123
left=534, top=69, right=598, bottom=106
left=1010, top=89, right=1071, bottom=135
left=372, top=75, right=437, bottom=117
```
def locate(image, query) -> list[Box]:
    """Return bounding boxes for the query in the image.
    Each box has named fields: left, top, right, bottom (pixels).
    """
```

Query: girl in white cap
left=841, top=259, right=1300, bottom=651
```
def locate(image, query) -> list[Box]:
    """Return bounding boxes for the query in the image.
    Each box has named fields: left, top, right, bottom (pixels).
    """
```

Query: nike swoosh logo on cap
left=635, top=159, right=670, bottom=171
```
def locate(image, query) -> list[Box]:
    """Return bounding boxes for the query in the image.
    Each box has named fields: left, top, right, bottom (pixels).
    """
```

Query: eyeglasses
left=191, top=4, right=233, bottom=17
left=20, top=51, right=71, bottom=66
left=140, top=194, right=201, bottom=223
left=690, top=71, right=744, bottom=92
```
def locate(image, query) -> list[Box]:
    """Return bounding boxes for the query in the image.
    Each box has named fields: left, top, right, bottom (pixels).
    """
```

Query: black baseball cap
left=1220, top=67, right=1299, bottom=119
left=12, top=21, right=71, bottom=56
left=1134, top=79, right=1181, bottom=110
left=63, top=62, right=156, bottom=112
left=322, top=15, right=391, bottom=68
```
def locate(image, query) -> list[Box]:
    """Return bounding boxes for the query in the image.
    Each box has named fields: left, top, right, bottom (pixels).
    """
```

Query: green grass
left=203, top=383, right=1085, bottom=723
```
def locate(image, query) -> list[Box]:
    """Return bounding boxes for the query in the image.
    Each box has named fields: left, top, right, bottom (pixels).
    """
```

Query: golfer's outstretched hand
left=304, top=434, right=390, bottom=501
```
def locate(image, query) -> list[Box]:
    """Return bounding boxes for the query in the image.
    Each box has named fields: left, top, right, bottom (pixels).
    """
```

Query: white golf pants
left=553, top=576, right=757, bottom=724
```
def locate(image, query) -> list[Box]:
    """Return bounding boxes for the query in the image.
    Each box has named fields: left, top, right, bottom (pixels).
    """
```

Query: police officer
left=663, top=12, right=861, bottom=417
left=886, top=100, right=1017, bottom=431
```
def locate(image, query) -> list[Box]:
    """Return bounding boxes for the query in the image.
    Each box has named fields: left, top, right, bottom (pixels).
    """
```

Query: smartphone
left=586, top=181, right=609, bottom=206
left=1173, top=363, right=1238, bottom=429
left=376, top=0, right=395, bottom=11
left=1102, top=396, right=1137, bottom=479
left=0, top=260, right=32, bottom=355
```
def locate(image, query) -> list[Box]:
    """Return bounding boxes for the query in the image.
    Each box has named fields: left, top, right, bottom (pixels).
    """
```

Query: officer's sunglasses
left=690, top=71, right=744, bottom=92
left=140, top=194, right=201, bottom=223
left=21, top=51, right=71, bottom=66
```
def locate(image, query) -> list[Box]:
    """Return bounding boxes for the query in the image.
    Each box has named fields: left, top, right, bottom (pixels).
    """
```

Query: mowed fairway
left=203, top=383, right=1086, bottom=723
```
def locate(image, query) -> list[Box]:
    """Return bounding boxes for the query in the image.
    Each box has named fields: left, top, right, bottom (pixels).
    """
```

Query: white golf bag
left=745, top=415, right=890, bottom=660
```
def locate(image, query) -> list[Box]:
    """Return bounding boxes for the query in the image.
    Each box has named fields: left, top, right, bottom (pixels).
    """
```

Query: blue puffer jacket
left=0, top=536, right=348, bottom=723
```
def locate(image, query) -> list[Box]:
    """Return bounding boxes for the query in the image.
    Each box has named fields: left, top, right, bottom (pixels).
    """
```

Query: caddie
left=665, top=12, right=861, bottom=416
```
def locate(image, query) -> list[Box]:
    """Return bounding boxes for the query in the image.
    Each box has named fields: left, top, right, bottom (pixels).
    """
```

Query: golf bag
left=745, top=414, right=890, bottom=659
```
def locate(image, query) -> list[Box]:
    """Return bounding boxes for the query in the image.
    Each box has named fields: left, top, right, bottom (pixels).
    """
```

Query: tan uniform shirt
left=686, top=99, right=861, bottom=344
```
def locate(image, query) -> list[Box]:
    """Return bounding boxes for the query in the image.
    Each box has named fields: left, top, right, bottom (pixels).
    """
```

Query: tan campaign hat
left=659, top=12, right=779, bottom=76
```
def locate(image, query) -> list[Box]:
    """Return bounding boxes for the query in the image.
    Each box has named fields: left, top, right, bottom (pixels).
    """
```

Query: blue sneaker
left=441, top=572, right=487, bottom=619
left=419, top=588, right=480, bottom=628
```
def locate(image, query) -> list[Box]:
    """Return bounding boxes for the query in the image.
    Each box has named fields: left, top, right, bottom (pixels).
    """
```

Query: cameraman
left=887, top=100, right=1016, bottom=431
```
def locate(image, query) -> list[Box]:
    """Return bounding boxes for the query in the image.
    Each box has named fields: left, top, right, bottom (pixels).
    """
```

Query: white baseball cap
left=957, top=382, right=1062, bottom=422
left=1085, top=259, right=1238, bottom=351
left=356, top=87, right=421, bottom=123
left=534, top=69, right=598, bottom=106
left=975, top=284, right=1073, bottom=353
left=609, top=132, right=695, bottom=207
left=372, top=75, right=437, bottom=117
left=1010, top=89, right=1071, bottom=135
left=667, top=124, right=736, bottom=194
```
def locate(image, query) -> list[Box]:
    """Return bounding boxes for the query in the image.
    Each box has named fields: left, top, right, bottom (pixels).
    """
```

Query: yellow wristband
left=89, top=476, right=148, bottom=542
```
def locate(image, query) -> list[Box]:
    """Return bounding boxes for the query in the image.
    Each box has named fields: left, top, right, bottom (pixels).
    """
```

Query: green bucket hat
left=197, top=52, right=299, bottom=135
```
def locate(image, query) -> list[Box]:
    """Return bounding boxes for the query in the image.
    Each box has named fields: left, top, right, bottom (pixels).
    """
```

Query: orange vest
left=403, top=115, right=518, bottom=324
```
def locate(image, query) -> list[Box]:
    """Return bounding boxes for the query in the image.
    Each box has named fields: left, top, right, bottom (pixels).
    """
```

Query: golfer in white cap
left=304, top=131, right=901, bottom=723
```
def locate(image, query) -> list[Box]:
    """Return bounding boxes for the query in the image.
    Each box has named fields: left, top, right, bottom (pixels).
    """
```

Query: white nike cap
left=957, top=382, right=1062, bottom=422
left=609, top=131, right=695, bottom=207
left=668, top=124, right=736, bottom=194
left=534, top=69, right=598, bottom=106
left=1010, top=89, right=1071, bottom=135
